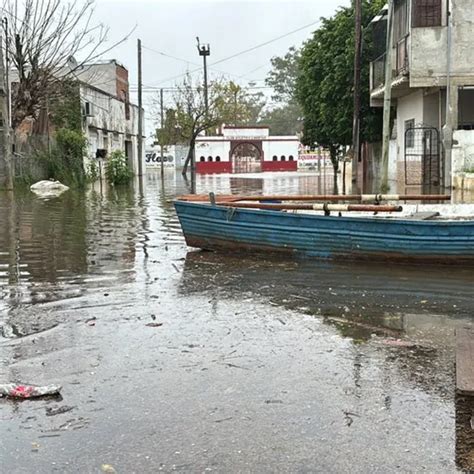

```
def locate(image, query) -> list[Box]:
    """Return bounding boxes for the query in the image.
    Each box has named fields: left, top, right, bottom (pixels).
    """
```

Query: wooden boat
left=174, top=195, right=474, bottom=264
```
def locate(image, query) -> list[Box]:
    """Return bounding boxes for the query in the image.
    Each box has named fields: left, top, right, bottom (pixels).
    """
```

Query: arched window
left=208, top=156, right=213, bottom=162
left=215, top=156, right=221, bottom=162
left=289, top=155, right=294, bottom=161
left=200, top=156, right=205, bottom=162
left=281, top=155, right=286, bottom=161
left=272, top=155, right=278, bottom=161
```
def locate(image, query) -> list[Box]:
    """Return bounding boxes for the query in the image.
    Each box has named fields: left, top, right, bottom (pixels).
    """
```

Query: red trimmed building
left=195, top=126, right=300, bottom=174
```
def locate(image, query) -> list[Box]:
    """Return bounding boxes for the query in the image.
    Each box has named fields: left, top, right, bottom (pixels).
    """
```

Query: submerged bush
left=105, top=150, right=133, bottom=185
left=36, top=128, right=87, bottom=186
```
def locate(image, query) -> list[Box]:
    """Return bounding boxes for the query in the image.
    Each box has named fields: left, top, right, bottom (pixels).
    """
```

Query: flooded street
left=1, top=172, right=473, bottom=473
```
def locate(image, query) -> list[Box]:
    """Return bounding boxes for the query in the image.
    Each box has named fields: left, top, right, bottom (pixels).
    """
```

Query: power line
left=210, top=19, right=320, bottom=67
left=142, top=18, right=320, bottom=87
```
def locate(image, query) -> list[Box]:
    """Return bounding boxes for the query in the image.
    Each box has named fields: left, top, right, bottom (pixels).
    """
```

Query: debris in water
left=0, top=383, right=62, bottom=399
left=30, top=180, right=69, bottom=198
left=382, top=339, right=416, bottom=348
left=146, top=322, right=163, bottom=328
left=46, top=405, right=75, bottom=416
left=101, top=464, right=117, bottom=473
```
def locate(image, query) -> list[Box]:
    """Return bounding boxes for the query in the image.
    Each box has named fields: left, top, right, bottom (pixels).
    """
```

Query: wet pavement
left=1, top=171, right=473, bottom=473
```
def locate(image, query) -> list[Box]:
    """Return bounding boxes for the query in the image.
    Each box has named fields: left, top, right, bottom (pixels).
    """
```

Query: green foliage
left=86, top=160, right=100, bottom=182
left=266, top=46, right=301, bottom=104
left=105, top=150, right=133, bottom=185
left=260, top=103, right=303, bottom=135
left=161, top=74, right=267, bottom=174
left=296, top=0, right=385, bottom=167
left=49, top=80, right=82, bottom=132
left=36, top=128, right=87, bottom=186
left=263, top=47, right=303, bottom=135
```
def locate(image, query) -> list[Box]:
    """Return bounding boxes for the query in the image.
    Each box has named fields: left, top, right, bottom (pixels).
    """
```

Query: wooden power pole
left=0, top=25, right=12, bottom=190
left=160, top=88, right=164, bottom=177
left=351, top=0, right=362, bottom=185
left=381, top=1, right=394, bottom=192
left=137, top=38, right=144, bottom=177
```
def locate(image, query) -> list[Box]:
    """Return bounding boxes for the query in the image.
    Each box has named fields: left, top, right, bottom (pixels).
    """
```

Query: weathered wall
left=77, top=62, right=119, bottom=97
left=81, top=84, right=143, bottom=175
left=452, top=130, right=474, bottom=173
left=263, top=140, right=299, bottom=161
left=410, top=0, right=474, bottom=88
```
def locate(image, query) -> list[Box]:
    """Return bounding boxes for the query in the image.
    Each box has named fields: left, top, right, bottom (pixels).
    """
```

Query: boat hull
left=174, top=201, right=474, bottom=264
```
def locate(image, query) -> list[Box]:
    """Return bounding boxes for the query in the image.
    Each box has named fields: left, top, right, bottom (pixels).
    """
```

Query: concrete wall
left=195, top=140, right=230, bottom=162
left=81, top=84, right=143, bottom=175
left=452, top=130, right=474, bottom=173
left=77, top=62, right=120, bottom=97
left=410, top=0, right=474, bottom=88
left=263, top=140, right=299, bottom=161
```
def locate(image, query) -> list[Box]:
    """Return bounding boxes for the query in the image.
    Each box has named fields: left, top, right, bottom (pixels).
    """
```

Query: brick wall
left=116, top=65, right=129, bottom=102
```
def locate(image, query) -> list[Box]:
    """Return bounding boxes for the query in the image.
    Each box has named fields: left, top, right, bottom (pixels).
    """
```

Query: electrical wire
left=141, top=18, right=320, bottom=87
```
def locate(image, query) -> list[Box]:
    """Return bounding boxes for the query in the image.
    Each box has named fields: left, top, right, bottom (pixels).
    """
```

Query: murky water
left=0, top=171, right=473, bottom=473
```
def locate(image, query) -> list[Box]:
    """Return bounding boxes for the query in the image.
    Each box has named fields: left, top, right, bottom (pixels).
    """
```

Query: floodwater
left=0, top=171, right=473, bottom=473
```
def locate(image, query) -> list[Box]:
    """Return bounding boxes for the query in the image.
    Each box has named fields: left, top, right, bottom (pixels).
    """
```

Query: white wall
left=396, top=89, right=424, bottom=161
left=195, top=141, right=230, bottom=161
left=81, top=84, right=142, bottom=174
left=263, top=140, right=299, bottom=161
left=452, top=130, right=474, bottom=173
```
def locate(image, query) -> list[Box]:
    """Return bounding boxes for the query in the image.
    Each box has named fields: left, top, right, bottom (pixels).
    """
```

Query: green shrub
left=36, top=128, right=87, bottom=186
left=86, top=160, right=100, bottom=182
left=105, top=150, right=133, bottom=185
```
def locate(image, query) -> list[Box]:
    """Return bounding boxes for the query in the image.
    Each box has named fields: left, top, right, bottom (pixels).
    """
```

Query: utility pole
left=351, top=0, right=362, bottom=186
left=0, top=23, right=12, bottom=190
left=381, top=0, right=394, bottom=192
left=196, top=37, right=210, bottom=121
left=443, top=2, right=453, bottom=191
left=3, top=18, right=10, bottom=127
left=160, top=88, right=164, bottom=177
left=137, top=38, right=144, bottom=177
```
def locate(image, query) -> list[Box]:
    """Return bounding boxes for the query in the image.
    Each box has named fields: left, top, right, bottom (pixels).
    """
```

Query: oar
left=177, top=194, right=450, bottom=203
left=217, top=202, right=403, bottom=212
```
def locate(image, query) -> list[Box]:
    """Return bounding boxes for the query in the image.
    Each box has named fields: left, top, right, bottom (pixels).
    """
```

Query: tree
left=296, top=0, right=385, bottom=182
left=263, top=46, right=303, bottom=136
left=259, top=103, right=303, bottom=136
left=3, top=0, right=132, bottom=130
left=158, top=75, right=266, bottom=175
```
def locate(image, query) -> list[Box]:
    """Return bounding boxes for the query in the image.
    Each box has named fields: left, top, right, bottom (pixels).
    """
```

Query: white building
left=77, top=60, right=144, bottom=175
left=369, top=0, right=474, bottom=190
left=195, top=126, right=300, bottom=174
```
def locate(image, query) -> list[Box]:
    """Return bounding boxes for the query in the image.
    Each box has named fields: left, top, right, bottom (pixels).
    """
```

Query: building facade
left=77, top=60, right=144, bottom=175
left=195, top=126, right=300, bottom=174
left=369, top=0, right=474, bottom=191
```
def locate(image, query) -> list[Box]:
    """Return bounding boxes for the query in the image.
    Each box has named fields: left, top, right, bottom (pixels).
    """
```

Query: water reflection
left=0, top=171, right=473, bottom=471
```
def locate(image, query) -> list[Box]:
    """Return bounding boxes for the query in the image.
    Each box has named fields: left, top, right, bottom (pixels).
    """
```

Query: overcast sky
left=93, top=0, right=350, bottom=133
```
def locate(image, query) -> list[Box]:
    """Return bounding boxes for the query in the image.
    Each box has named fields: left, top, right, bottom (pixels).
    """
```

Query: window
left=200, top=156, right=205, bottom=162
left=208, top=156, right=213, bottom=162
left=405, top=119, right=415, bottom=148
left=289, top=155, right=294, bottom=161
left=215, top=156, right=221, bottom=162
left=281, top=155, right=286, bottom=161
left=412, top=0, right=442, bottom=28
left=272, top=155, right=278, bottom=161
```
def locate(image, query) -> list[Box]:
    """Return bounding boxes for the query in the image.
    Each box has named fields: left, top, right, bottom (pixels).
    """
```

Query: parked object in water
left=174, top=195, right=474, bottom=264
left=0, top=383, right=62, bottom=398
left=30, top=180, right=69, bottom=198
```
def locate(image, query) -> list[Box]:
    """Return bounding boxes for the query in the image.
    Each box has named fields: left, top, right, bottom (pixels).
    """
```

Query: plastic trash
left=0, top=383, right=62, bottom=398
left=30, top=180, right=69, bottom=198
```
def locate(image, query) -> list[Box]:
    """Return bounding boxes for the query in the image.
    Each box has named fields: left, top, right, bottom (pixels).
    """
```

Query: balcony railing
left=371, top=53, right=386, bottom=90
left=370, top=36, right=410, bottom=92
left=396, top=35, right=409, bottom=75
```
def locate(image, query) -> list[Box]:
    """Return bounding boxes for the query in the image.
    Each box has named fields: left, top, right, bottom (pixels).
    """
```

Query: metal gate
left=404, top=126, right=442, bottom=187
